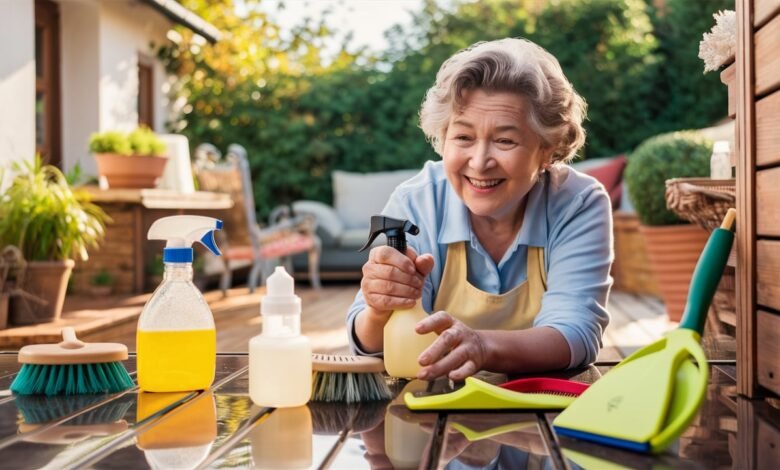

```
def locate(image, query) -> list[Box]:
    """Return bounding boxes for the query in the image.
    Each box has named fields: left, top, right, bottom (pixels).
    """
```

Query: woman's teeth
left=466, top=177, right=502, bottom=188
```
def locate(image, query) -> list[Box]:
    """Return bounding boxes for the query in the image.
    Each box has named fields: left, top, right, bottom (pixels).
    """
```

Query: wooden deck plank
left=4, top=283, right=691, bottom=364
left=602, top=291, right=669, bottom=358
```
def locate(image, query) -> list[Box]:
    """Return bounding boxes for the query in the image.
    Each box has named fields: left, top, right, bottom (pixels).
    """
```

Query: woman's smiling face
left=442, top=89, right=549, bottom=226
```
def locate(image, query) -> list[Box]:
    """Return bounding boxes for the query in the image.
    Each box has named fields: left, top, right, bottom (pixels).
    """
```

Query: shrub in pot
left=91, top=127, right=169, bottom=189
left=0, top=157, right=108, bottom=324
left=624, top=131, right=712, bottom=321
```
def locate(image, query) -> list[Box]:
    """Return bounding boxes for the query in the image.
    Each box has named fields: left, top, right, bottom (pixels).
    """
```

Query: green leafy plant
left=0, top=156, right=108, bottom=261
left=90, top=269, right=115, bottom=287
left=624, top=131, right=712, bottom=226
left=128, top=127, right=167, bottom=156
left=89, top=128, right=166, bottom=156
left=89, top=131, right=132, bottom=155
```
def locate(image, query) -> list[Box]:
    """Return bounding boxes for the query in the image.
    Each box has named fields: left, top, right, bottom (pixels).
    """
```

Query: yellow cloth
left=433, top=242, right=547, bottom=330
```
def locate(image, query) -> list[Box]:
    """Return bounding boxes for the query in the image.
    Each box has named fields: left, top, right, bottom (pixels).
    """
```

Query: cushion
left=332, top=169, right=419, bottom=229
left=292, top=200, right=344, bottom=241
left=580, top=155, right=626, bottom=209
left=258, top=233, right=315, bottom=259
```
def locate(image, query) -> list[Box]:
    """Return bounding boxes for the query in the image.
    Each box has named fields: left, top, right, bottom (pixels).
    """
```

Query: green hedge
left=165, top=0, right=733, bottom=218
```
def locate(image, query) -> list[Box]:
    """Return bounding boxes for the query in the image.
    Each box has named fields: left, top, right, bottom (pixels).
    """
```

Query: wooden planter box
left=611, top=211, right=660, bottom=297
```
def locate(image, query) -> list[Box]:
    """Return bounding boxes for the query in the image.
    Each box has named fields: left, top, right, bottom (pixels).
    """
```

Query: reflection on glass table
left=136, top=391, right=217, bottom=469
left=249, top=405, right=312, bottom=469
left=16, top=394, right=131, bottom=445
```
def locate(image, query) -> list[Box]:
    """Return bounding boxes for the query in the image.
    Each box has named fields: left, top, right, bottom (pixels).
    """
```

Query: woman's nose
left=468, top=141, right=494, bottom=171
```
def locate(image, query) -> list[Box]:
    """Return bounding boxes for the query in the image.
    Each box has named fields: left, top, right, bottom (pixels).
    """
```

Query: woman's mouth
left=465, top=176, right=504, bottom=192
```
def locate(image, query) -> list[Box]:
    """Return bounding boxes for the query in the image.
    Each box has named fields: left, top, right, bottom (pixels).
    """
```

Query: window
left=138, top=58, right=154, bottom=128
left=34, top=0, right=61, bottom=168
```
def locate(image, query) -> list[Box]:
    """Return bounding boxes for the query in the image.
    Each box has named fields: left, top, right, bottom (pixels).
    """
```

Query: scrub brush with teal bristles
left=10, top=327, right=134, bottom=396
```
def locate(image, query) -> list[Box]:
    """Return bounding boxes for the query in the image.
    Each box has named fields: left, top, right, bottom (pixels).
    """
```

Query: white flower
left=699, top=10, right=736, bottom=73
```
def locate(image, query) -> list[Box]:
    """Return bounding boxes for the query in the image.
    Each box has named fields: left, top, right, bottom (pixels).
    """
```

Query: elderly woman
left=346, top=38, right=612, bottom=381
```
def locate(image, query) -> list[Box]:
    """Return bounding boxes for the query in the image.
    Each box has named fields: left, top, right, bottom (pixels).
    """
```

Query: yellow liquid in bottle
left=137, top=329, right=216, bottom=392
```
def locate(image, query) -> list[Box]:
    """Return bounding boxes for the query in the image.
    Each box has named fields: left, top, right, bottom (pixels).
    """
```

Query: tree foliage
left=161, top=0, right=732, bottom=218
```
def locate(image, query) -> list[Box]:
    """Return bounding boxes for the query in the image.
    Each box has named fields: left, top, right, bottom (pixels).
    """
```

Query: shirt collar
left=437, top=173, right=548, bottom=248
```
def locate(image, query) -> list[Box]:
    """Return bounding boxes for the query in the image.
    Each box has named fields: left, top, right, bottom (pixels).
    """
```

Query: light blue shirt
left=346, top=160, right=613, bottom=368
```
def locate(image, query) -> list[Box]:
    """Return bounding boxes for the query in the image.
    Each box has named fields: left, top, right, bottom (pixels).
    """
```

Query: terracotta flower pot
left=95, top=153, right=169, bottom=189
left=638, top=224, right=710, bottom=322
left=9, top=260, right=75, bottom=325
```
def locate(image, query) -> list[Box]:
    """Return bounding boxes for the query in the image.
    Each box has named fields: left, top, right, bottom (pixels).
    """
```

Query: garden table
left=0, top=353, right=771, bottom=468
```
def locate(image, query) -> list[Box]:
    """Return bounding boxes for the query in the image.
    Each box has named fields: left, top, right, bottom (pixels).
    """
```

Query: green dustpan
left=553, top=209, right=736, bottom=454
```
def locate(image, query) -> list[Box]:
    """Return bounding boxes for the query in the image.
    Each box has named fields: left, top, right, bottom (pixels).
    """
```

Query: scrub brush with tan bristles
left=10, top=327, right=134, bottom=396
left=311, top=354, right=392, bottom=403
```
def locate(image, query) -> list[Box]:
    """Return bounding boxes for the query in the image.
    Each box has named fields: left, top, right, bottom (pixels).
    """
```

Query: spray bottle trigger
left=359, top=215, right=420, bottom=252
left=199, top=230, right=221, bottom=256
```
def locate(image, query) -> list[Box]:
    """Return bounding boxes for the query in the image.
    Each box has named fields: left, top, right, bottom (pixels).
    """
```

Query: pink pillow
left=583, top=155, right=626, bottom=209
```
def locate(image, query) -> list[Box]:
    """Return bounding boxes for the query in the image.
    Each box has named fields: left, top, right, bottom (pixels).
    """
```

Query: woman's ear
left=540, top=147, right=554, bottom=171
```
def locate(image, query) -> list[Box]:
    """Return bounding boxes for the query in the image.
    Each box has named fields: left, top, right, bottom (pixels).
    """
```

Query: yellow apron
left=433, top=241, right=547, bottom=330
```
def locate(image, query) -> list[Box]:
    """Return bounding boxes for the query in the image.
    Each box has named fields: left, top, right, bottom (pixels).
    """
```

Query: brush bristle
left=311, top=370, right=392, bottom=403
left=10, top=362, right=135, bottom=396
left=15, top=394, right=134, bottom=424
left=309, top=401, right=387, bottom=434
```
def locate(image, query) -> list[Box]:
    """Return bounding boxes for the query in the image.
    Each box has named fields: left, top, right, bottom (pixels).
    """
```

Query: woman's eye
left=496, top=139, right=515, bottom=145
left=455, top=135, right=472, bottom=141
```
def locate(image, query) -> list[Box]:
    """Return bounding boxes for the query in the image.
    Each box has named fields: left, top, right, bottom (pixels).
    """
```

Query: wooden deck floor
left=1, top=280, right=734, bottom=360
left=68, top=283, right=718, bottom=361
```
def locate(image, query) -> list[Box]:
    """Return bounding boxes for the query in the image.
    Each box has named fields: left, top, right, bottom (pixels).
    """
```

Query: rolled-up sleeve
left=534, top=184, right=613, bottom=368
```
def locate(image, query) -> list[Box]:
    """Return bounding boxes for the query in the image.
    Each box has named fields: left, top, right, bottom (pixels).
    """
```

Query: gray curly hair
left=419, top=38, right=587, bottom=164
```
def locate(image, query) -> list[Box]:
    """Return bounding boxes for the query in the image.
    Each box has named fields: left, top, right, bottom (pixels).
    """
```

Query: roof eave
left=139, top=0, right=222, bottom=44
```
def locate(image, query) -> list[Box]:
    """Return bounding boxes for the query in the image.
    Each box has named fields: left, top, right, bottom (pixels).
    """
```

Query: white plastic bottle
left=249, top=266, right=312, bottom=407
left=137, top=216, right=222, bottom=392
left=710, top=140, right=732, bottom=179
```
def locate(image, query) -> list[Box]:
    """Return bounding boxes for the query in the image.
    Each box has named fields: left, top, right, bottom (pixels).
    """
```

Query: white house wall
left=60, top=0, right=172, bottom=174
left=2, top=0, right=184, bottom=176
left=0, top=0, right=35, bottom=179
left=60, top=0, right=100, bottom=176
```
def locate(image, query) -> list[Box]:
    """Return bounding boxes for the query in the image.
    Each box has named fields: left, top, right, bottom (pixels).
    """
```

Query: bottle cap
left=713, top=141, right=730, bottom=154
left=261, top=267, right=301, bottom=316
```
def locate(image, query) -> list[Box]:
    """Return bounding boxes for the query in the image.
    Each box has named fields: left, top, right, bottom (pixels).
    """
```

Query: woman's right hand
left=361, top=246, right=434, bottom=319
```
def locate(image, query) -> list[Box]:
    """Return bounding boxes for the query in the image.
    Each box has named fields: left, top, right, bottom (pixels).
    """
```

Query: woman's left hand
left=415, top=312, right=488, bottom=381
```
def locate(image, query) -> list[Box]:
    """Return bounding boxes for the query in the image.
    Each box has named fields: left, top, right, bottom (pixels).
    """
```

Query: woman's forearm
left=353, top=307, right=390, bottom=353
left=480, top=326, right=571, bottom=373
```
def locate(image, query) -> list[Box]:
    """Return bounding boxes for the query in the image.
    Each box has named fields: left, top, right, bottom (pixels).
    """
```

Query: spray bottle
left=249, top=266, right=312, bottom=407
left=137, top=215, right=223, bottom=392
left=361, top=216, right=436, bottom=379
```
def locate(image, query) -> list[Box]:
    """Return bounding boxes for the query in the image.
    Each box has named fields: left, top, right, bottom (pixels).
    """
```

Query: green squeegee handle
left=679, top=227, right=735, bottom=335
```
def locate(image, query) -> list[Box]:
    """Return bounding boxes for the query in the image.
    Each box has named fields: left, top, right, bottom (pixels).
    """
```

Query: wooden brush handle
left=721, top=208, right=736, bottom=230
left=312, top=354, right=385, bottom=373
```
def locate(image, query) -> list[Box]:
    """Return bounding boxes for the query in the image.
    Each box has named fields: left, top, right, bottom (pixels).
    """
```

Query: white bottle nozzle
left=147, top=215, right=223, bottom=263
left=262, top=267, right=301, bottom=316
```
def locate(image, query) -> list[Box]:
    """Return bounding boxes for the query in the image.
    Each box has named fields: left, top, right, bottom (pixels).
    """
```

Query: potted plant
left=91, top=127, right=168, bottom=189
left=0, top=157, right=108, bottom=324
left=624, top=131, right=712, bottom=322
left=89, top=269, right=115, bottom=296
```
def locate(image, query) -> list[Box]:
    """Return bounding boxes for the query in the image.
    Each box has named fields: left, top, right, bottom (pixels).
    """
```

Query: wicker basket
left=665, top=178, right=735, bottom=233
